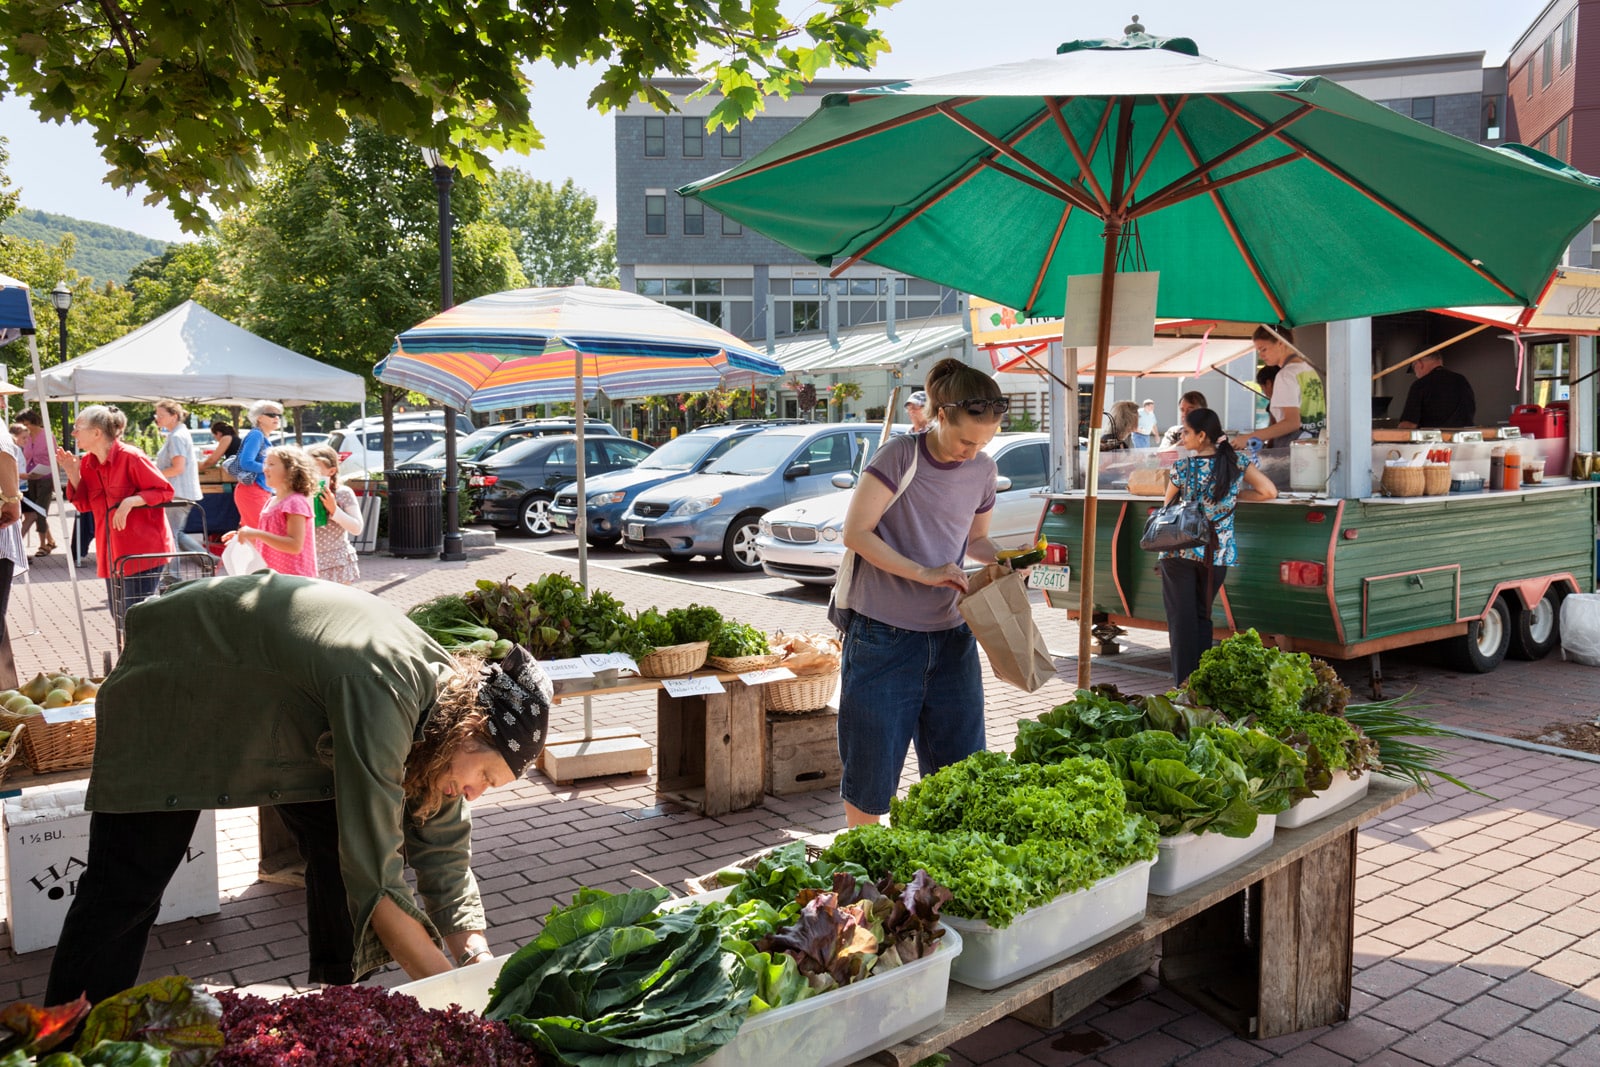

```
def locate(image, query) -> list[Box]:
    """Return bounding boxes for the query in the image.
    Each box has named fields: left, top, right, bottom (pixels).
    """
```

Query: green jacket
left=87, top=573, right=480, bottom=979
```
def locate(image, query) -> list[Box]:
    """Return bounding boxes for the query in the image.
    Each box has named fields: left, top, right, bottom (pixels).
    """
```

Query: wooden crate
left=765, top=709, right=842, bottom=797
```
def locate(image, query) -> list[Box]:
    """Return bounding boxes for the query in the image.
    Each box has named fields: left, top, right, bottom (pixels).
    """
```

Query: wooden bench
left=857, top=777, right=1420, bottom=1064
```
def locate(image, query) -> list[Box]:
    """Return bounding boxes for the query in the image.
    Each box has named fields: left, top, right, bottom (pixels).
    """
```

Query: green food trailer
left=1032, top=319, right=1598, bottom=692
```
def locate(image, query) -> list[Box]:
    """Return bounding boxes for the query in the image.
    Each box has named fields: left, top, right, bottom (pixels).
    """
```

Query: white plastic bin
left=1277, top=770, right=1371, bottom=830
left=942, top=858, right=1154, bottom=990
left=1148, top=814, right=1277, bottom=897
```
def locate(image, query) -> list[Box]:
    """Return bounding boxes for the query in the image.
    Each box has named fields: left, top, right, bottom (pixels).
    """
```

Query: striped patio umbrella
left=375, top=284, right=783, bottom=410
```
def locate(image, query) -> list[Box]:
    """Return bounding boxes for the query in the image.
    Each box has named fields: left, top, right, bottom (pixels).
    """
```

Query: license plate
left=627, top=523, right=644, bottom=541
left=1028, top=565, right=1070, bottom=592
left=552, top=513, right=570, bottom=529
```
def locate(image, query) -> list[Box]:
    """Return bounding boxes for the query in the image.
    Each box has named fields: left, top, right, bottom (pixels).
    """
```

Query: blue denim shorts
left=836, top=613, right=986, bottom=816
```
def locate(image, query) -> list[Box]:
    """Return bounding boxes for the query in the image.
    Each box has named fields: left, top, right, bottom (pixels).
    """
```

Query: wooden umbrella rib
left=697, top=97, right=975, bottom=188
left=1025, top=202, right=1075, bottom=312
left=1045, top=97, right=1110, bottom=214
left=828, top=111, right=1055, bottom=276
left=1211, top=96, right=1522, bottom=302
left=1159, top=97, right=1288, bottom=323
left=1129, top=151, right=1305, bottom=219
left=935, top=103, right=1098, bottom=210
left=982, top=158, right=1093, bottom=211
left=1133, top=104, right=1314, bottom=216
left=1119, top=95, right=1190, bottom=209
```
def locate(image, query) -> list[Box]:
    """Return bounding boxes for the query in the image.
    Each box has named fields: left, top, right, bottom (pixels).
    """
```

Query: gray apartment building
left=614, top=80, right=964, bottom=350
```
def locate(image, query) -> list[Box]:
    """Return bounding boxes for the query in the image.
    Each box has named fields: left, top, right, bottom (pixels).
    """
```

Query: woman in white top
left=1232, top=325, right=1324, bottom=449
left=153, top=399, right=206, bottom=556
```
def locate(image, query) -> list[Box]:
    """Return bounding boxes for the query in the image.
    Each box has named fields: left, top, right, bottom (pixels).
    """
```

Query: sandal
left=35, top=544, right=54, bottom=557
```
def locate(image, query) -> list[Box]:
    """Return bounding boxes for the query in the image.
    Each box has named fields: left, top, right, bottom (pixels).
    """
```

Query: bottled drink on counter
left=1504, top=443, right=1521, bottom=491
left=1489, top=446, right=1506, bottom=491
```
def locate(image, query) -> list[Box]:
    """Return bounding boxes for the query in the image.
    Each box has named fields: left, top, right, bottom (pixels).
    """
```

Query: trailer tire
left=1509, top=587, right=1564, bottom=661
left=1447, top=597, right=1511, bottom=673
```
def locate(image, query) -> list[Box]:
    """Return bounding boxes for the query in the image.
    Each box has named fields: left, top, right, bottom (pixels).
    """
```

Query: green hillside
left=1, top=207, right=167, bottom=285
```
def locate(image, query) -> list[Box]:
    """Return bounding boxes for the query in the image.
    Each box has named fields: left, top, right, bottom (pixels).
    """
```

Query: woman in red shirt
left=56, top=405, right=175, bottom=631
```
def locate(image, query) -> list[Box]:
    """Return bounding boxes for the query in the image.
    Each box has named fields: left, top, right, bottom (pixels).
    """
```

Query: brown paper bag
left=957, top=564, right=1056, bottom=692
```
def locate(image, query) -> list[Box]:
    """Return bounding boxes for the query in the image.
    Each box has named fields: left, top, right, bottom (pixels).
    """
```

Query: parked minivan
left=620, top=423, right=882, bottom=571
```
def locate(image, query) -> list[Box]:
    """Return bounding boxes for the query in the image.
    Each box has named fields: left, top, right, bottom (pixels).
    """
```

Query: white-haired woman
left=233, top=400, right=283, bottom=528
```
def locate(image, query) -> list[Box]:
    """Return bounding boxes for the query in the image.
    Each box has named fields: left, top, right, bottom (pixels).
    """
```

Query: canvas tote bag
left=958, top=563, right=1055, bottom=692
left=827, top=446, right=918, bottom=631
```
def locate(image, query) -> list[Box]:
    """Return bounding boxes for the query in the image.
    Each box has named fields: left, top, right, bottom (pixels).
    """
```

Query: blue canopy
left=0, top=273, right=34, bottom=346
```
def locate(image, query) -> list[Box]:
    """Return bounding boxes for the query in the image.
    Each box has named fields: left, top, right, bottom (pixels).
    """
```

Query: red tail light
left=1279, top=561, right=1326, bottom=586
left=469, top=475, right=498, bottom=487
left=338, top=451, right=352, bottom=462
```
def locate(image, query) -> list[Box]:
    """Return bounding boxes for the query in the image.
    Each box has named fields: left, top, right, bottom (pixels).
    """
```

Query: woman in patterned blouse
left=1158, top=407, right=1278, bottom=684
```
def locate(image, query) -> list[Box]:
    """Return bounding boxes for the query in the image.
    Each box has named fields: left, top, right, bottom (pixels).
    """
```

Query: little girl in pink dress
left=223, top=446, right=318, bottom=577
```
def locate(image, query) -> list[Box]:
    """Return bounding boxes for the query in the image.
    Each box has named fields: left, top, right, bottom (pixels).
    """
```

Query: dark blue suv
left=549, top=421, right=800, bottom=546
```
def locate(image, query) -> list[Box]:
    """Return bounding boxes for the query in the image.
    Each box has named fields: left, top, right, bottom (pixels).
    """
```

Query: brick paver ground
left=4, top=526, right=1600, bottom=1066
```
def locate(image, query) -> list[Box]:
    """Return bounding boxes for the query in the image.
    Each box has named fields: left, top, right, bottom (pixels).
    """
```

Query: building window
left=1483, top=96, right=1502, bottom=141
left=1411, top=97, right=1434, bottom=127
left=1543, top=35, right=1555, bottom=88
left=1527, top=62, right=1535, bottom=98
left=682, top=118, right=703, bottom=158
left=636, top=279, right=664, bottom=296
left=1562, top=10, right=1577, bottom=69
left=721, top=122, right=742, bottom=158
left=645, top=194, right=666, bottom=235
left=644, top=117, right=665, bottom=157
left=790, top=301, right=821, bottom=332
left=684, top=198, right=704, bottom=235
left=721, top=214, right=742, bottom=236
left=694, top=279, right=722, bottom=295
left=1558, top=117, right=1570, bottom=161
left=1540, top=133, right=1552, bottom=155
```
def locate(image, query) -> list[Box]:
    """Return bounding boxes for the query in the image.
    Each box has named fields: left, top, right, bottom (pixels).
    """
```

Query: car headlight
left=758, top=519, right=773, bottom=536
left=588, top=491, right=626, bottom=506
left=673, top=494, right=722, bottom=516
left=821, top=525, right=841, bottom=542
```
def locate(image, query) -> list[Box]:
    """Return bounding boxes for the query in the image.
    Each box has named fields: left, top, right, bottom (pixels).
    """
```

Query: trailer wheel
left=1447, top=597, right=1511, bottom=673
left=1509, top=587, right=1564, bottom=661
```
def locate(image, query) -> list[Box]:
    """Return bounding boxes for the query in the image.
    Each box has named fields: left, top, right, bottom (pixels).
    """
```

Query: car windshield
left=705, top=433, right=800, bottom=476
left=638, top=433, right=720, bottom=471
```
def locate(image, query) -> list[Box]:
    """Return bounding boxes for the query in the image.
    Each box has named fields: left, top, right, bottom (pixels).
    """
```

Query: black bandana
left=477, top=644, right=552, bottom=777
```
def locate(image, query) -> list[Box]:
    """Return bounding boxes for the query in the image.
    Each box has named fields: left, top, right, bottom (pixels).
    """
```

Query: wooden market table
left=548, top=671, right=768, bottom=818
left=857, top=777, right=1420, bottom=1065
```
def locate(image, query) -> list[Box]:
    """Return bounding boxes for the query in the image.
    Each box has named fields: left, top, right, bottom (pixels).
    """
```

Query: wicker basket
left=637, top=641, right=710, bottom=678
left=1423, top=465, right=1452, bottom=496
left=0, top=723, right=23, bottom=787
left=1380, top=450, right=1425, bottom=498
left=20, top=713, right=96, bottom=773
left=764, top=670, right=840, bottom=714
left=706, top=652, right=782, bottom=673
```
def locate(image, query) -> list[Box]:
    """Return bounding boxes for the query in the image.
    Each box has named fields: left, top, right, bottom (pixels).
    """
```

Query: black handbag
left=1140, top=487, right=1213, bottom=552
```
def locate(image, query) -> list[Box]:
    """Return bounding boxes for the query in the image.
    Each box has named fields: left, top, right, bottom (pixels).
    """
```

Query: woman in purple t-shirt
left=835, top=357, right=1007, bottom=828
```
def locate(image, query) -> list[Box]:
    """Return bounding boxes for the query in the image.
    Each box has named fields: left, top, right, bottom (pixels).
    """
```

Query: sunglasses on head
left=940, top=397, right=1009, bottom=417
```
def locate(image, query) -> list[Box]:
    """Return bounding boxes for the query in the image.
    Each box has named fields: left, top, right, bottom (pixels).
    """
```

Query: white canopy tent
left=23, top=300, right=366, bottom=404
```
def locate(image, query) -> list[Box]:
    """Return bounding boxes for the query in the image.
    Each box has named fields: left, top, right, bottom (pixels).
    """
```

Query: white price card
left=738, top=667, right=797, bottom=686
left=541, top=658, right=597, bottom=681
left=581, top=653, right=639, bottom=674
left=1028, top=565, right=1070, bottom=592
left=661, top=676, right=726, bottom=698
left=40, top=702, right=95, bottom=725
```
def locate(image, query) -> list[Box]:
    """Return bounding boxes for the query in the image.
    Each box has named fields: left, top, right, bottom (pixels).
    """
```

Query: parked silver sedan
left=754, top=432, right=1051, bottom=585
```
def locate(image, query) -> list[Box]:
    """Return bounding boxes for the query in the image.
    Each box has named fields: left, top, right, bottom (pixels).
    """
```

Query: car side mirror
left=831, top=472, right=857, bottom=489
left=994, top=475, right=1013, bottom=492
left=784, top=462, right=811, bottom=481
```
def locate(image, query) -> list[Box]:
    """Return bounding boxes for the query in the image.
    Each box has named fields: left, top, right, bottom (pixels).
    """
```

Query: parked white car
left=754, top=432, right=1051, bottom=585
left=328, top=422, right=463, bottom=475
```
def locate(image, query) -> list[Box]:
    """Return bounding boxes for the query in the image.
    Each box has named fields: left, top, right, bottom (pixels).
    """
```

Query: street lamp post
left=50, top=281, right=71, bottom=440
left=424, top=148, right=465, bottom=562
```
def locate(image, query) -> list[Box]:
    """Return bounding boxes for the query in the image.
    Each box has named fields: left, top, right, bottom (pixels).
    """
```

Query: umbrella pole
left=1076, top=101, right=1135, bottom=690
left=575, top=354, right=593, bottom=743
left=26, top=335, right=92, bottom=676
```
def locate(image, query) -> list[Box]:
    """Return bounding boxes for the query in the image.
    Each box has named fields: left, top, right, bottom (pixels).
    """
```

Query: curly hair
left=266, top=445, right=317, bottom=496
left=403, top=660, right=494, bottom=822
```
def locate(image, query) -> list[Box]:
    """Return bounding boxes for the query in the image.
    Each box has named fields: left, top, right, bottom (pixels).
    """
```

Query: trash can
left=384, top=470, right=443, bottom=557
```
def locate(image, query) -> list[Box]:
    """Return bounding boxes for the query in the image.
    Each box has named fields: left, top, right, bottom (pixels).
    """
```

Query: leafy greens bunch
left=1184, top=629, right=1315, bottom=719
left=405, top=594, right=513, bottom=659
left=708, top=622, right=770, bottom=659
left=1012, top=686, right=1223, bottom=764
left=486, top=887, right=751, bottom=1067
left=666, top=605, right=725, bottom=645
left=821, top=751, right=1158, bottom=926
left=1247, top=705, right=1379, bottom=788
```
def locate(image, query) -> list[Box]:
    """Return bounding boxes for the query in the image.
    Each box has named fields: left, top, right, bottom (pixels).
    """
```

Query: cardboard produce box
left=4, top=784, right=219, bottom=954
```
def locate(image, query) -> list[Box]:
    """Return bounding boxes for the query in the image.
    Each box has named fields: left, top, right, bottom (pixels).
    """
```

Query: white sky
left=0, top=1, right=1546, bottom=244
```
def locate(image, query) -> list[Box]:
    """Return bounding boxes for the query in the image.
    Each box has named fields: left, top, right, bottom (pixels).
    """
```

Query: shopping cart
left=107, top=501, right=217, bottom=650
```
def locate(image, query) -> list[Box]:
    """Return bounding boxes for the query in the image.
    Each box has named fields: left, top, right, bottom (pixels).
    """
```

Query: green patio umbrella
left=683, top=22, right=1600, bottom=685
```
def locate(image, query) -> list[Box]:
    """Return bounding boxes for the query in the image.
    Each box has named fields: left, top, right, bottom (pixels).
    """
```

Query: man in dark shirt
left=1399, top=353, right=1476, bottom=428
